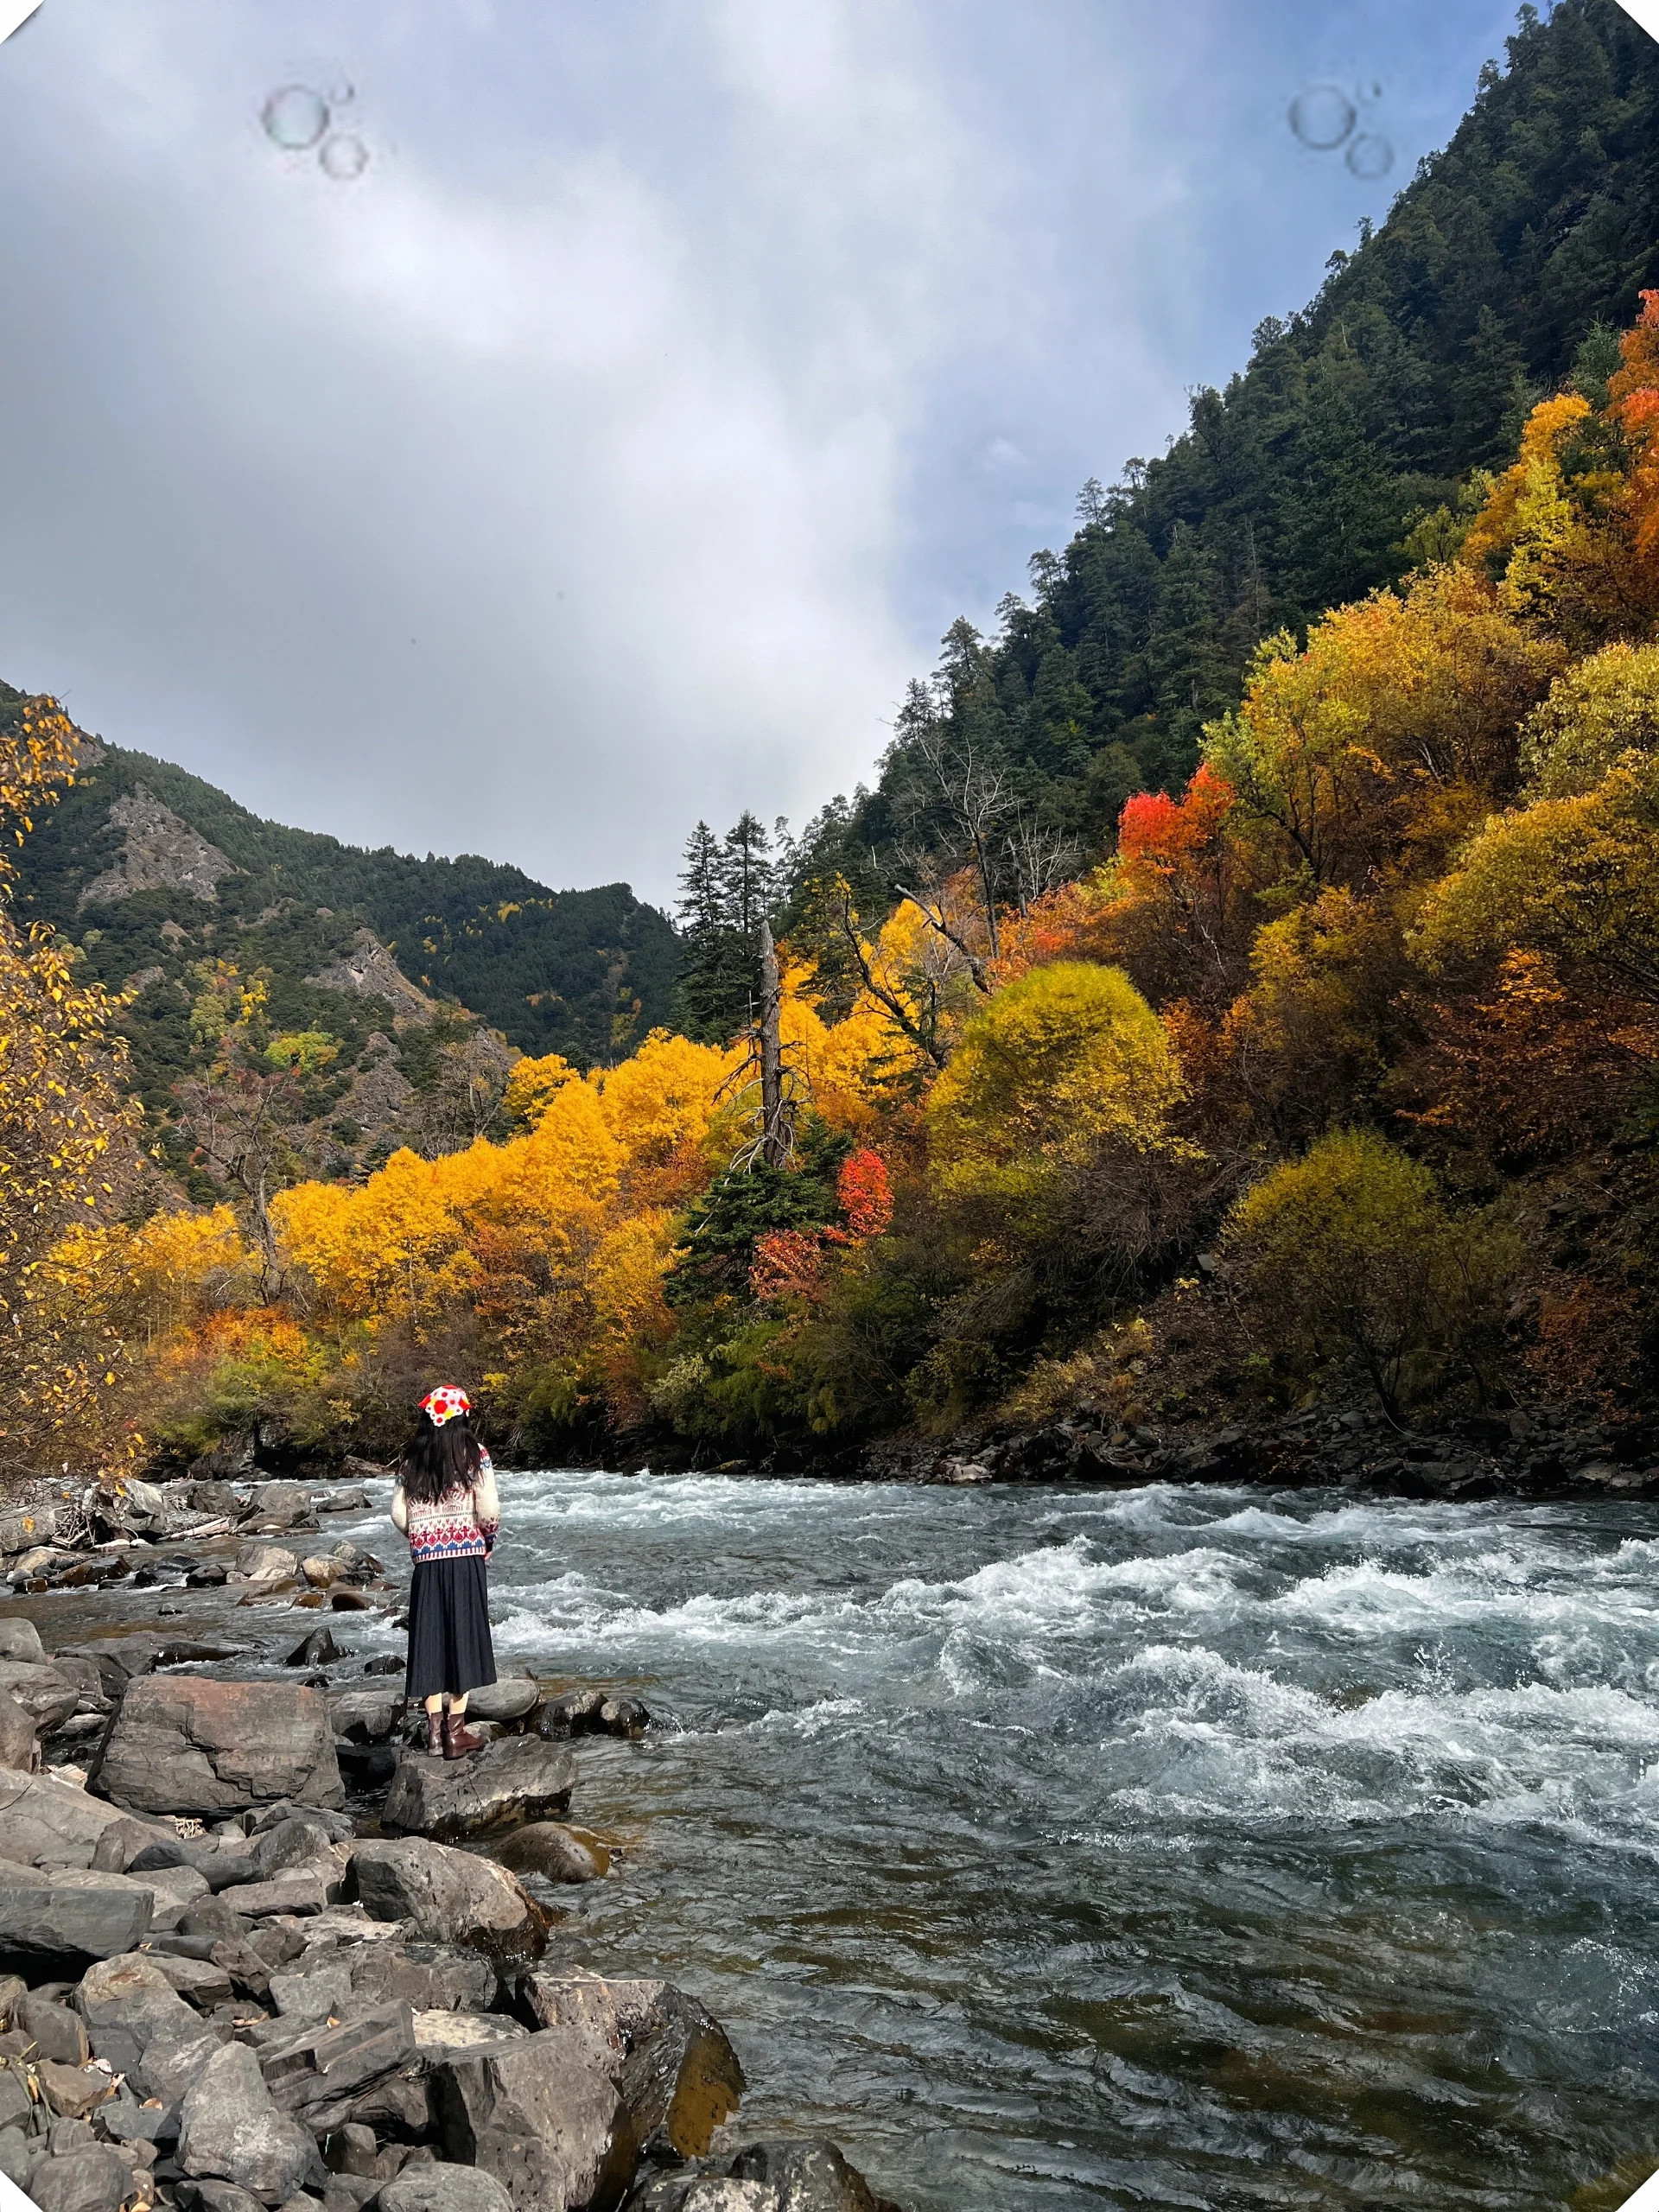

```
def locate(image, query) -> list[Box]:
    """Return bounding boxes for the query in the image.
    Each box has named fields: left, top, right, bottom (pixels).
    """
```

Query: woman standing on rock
left=391, top=1385, right=499, bottom=1759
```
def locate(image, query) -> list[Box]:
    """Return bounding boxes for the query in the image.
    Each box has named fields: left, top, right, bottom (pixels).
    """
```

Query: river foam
left=328, top=1470, right=1659, bottom=2209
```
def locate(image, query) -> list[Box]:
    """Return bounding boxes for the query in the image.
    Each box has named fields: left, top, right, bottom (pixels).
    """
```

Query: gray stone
left=0, top=1765, right=138, bottom=1871
left=322, top=2121, right=378, bottom=2177
left=0, top=1972, right=23, bottom=2028
left=90, top=1816, right=171, bottom=1875
left=597, top=1698, right=650, bottom=1740
left=346, top=1939, right=496, bottom=2015
left=0, top=1503, right=58, bottom=1554
left=0, top=1661, right=79, bottom=1734
left=626, top=2183, right=777, bottom=2212
left=536, top=1689, right=607, bottom=1740
left=177, top=2181, right=266, bottom=2212
left=725, top=2141, right=904, bottom=2212
left=328, top=1688, right=403, bottom=1745
left=267, top=1960, right=353, bottom=2024
left=0, top=2067, right=28, bottom=2133
left=493, top=1822, right=610, bottom=1885
left=350, top=1838, right=545, bottom=1964
left=463, top=1679, right=540, bottom=1726
left=378, top=2164, right=514, bottom=2212
left=145, top=1948, right=234, bottom=2010
left=0, top=2132, right=25, bottom=2190
left=233, top=1541, right=302, bottom=1582
left=0, top=1618, right=44, bottom=1662
left=180, top=2038, right=321, bottom=2202
left=36, top=2058, right=116, bottom=2120
left=0, top=1862, right=152, bottom=1977
left=0, top=1688, right=35, bottom=1770
left=16, top=1992, right=90, bottom=2064
left=380, top=1736, right=574, bottom=1843
left=245, top=1484, right=315, bottom=1531
left=74, top=1950, right=220, bottom=2096
left=92, top=1677, right=344, bottom=1816
left=259, top=2003, right=418, bottom=2131
left=433, top=2028, right=636, bottom=2212
left=412, top=2009, right=529, bottom=2060
left=26, top=2144, right=133, bottom=2212
left=230, top=1872, right=334, bottom=1920
left=520, top=1970, right=745, bottom=2159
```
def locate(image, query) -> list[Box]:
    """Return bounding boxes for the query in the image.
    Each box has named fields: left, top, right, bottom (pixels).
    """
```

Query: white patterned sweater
left=390, top=1452, right=501, bottom=1564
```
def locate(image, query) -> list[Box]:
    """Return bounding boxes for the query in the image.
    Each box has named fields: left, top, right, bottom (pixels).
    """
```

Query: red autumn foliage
left=836, top=1148, right=894, bottom=1241
left=1116, top=764, right=1236, bottom=876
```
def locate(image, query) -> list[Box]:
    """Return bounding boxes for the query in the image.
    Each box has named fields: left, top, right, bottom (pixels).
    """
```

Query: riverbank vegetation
left=4, top=1, right=1659, bottom=1479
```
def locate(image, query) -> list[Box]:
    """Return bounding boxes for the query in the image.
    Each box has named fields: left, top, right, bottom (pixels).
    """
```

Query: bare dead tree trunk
left=758, top=918, right=787, bottom=1168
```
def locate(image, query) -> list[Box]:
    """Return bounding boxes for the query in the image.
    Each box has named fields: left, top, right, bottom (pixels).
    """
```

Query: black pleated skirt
left=405, top=1555, right=498, bottom=1701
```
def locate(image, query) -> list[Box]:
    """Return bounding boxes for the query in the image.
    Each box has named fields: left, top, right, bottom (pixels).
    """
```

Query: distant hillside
left=8, top=705, right=680, bottom=1179
left=792, top=0, right=1659, bottom=899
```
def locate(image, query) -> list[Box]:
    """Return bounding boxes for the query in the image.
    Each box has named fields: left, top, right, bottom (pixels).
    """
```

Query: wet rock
left=0, top=1688, right=37, bottom=1770
left=463, top=1680, right=540, bottom=1726
left=329, top=1688, right=404, bottom=1745
left=0, top=1618, right=44, bottom=1663
left=315, top=1488, right=372, bottom=1516
left=493, top=1823, right=609, bottom=1885
left=0, top=1503, right=58, bottom=1554
left=17, top=1991, right=90, bottom=2063
left=287, top=1629, right=341, bottom=1670
left=378, top=2165, right=514, bottom=2212
left=519, top=1969, right=744, bottom=2159
left=336, top=1745, right=397, bottom=1792
left=26, top=2142, right=133, bottom=2210
left=725, top=2142, right=904, bottom=2212
left=92, top=1678, right=344, bottom=1817
left=0, top=1862, right=153, bottom=1977
left=363, top=1656, right=404, bottom=1678
left=233, top=1542, right=302, bottom=1584
left=598, top=1698, right=650, bottom=1741
left=349, top=1838, right=546, bottom=1964
left=0, top=1661, right=80, bottom=1735
left=432, top=2027, right=635, bottom=2212
left=244, top=1482, right=315, bottom=1532
left=380, top=1737, right=574, bottom=1843
left=537, top=1688, right=651, bottom=1741
left=179, top=2037, right=323, bottom=2203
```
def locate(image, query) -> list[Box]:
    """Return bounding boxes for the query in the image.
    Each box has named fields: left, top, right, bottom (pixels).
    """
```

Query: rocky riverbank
left=0, top=1470, right=906, bottom=2212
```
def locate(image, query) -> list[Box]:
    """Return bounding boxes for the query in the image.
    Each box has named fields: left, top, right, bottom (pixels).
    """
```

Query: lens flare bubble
left=1289, top=85, right=1357, bottom=151
left=319, top=132, right=370, bottom=181
left=1346, top=133, right=1395, bottom=181
left=329, top=79, right=355, bottom=107
left=261, top=85, right=329, bottom=151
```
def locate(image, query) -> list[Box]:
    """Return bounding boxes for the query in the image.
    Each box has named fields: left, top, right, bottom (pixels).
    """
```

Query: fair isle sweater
left=391, top=1452, right=501, bottom=1565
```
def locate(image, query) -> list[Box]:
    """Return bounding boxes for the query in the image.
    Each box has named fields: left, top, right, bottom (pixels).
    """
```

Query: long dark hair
left=399, top=1411, right=483, bottom=1504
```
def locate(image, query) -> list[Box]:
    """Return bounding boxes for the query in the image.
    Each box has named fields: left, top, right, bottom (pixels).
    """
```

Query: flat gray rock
left=0, top=1765, right=141, bottom=1869
left=92, top=1677, right=344, bottom=1816
left=0, top=1660, right=79, bottom=1734
left=433, top=2028, right=635, bottom=2212
left=380, top=1735, right=574, bottom=1842
left=0, top=1862, right=152, bottom=1977
left=378, top=2164, right=514, bottom=2212
left=25, top=2142, right=133, bottom=2212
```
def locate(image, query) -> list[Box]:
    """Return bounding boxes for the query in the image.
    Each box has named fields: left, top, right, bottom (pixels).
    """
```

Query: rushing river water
left=22, top=1471, right=1659, bottom=2209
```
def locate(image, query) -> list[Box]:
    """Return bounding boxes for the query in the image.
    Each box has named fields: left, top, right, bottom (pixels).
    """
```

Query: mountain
left=786, top=0, right=1659, bottom=906
left=9, top=708, right=681, bottom=1177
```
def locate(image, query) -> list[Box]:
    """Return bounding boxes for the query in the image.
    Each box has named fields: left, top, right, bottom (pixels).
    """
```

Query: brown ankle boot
left=443, top=1710, right=484, bottom=1760
left=425, top=1709, right=443, bottom=1757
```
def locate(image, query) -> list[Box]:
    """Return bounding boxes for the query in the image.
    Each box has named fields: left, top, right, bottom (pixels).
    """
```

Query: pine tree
left=672, top=813, right=776, bottom=1046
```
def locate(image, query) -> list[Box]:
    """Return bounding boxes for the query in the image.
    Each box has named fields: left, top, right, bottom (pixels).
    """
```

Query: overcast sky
left=0, top=0, right=1523, bottom=907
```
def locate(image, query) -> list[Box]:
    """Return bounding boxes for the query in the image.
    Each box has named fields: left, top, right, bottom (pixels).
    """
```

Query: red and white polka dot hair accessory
left=420, top=1385, right=471, bottom=1427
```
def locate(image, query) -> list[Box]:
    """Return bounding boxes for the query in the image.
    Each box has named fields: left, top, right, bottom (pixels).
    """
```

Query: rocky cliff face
left=306, top=931, right=437, bottom=1026
left=79, top=785, right=234, bottom=907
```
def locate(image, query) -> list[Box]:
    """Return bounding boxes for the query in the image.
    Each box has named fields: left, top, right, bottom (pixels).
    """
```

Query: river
left=24, top=1470, right=1659, bottom=2209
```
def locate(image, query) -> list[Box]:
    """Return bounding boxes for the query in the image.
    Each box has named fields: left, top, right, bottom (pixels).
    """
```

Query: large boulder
left=380, top=1737, right=575, bottom=1842
left=232, top=1541, right=301, bottom=1583
left=74, top=1950, right=222, bottom=2101
left=178, top=2037, right=323, bottom=2202
left=329, top=1688, right=404, bottom=1744
left=242, top=1481, right=315, bottom=1531
left=26, top=2142, right=134, bottom=2211
left=92, top=1678, right=344, bottom=1816
left=259, top=2000, right=419, bottom=2133
left=0, top=1764, right=149, bottom=1870
left=520, top=1970, right=744, bottom=2158
left=724, top=2143, right=905, bottom=2212
left=493, top=1823, right=609, bottom=1885
left=379, top=2165, right=514, bottom=2212
left=625, top=2183, right=776, bottom=2212
left=464, top=1679, right=541, bottom=1726
left=349, top=1839, right=545, bottom=1965
left=433, top=2028, right=637, bottom=2212
left=0, top=1618, right=44, bottom=1662
left=0, top=1861, right=152, bottom=1978
left=0, top=1660, right=79, bottom=1734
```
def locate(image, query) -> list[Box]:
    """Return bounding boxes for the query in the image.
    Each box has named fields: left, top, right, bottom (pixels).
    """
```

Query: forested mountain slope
left=791, top=0, right=1659, bottom=906
left=11, top=721, right=678, bottom=1094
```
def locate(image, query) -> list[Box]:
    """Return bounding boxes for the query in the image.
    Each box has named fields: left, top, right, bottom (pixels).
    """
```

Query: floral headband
left=420, top=1385, right=471, bottom=1427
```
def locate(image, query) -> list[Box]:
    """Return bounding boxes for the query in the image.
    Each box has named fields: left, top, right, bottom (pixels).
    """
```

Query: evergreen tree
left=672, top=812, right=777, bottom=1046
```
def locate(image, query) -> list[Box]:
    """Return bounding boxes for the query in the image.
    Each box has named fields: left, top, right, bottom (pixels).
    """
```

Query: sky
left=0, top=0, right=1527, bottom=907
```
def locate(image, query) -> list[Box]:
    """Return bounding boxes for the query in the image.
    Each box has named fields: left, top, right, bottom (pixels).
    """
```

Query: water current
left=31, top=1471, right=1659, bottom=2209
